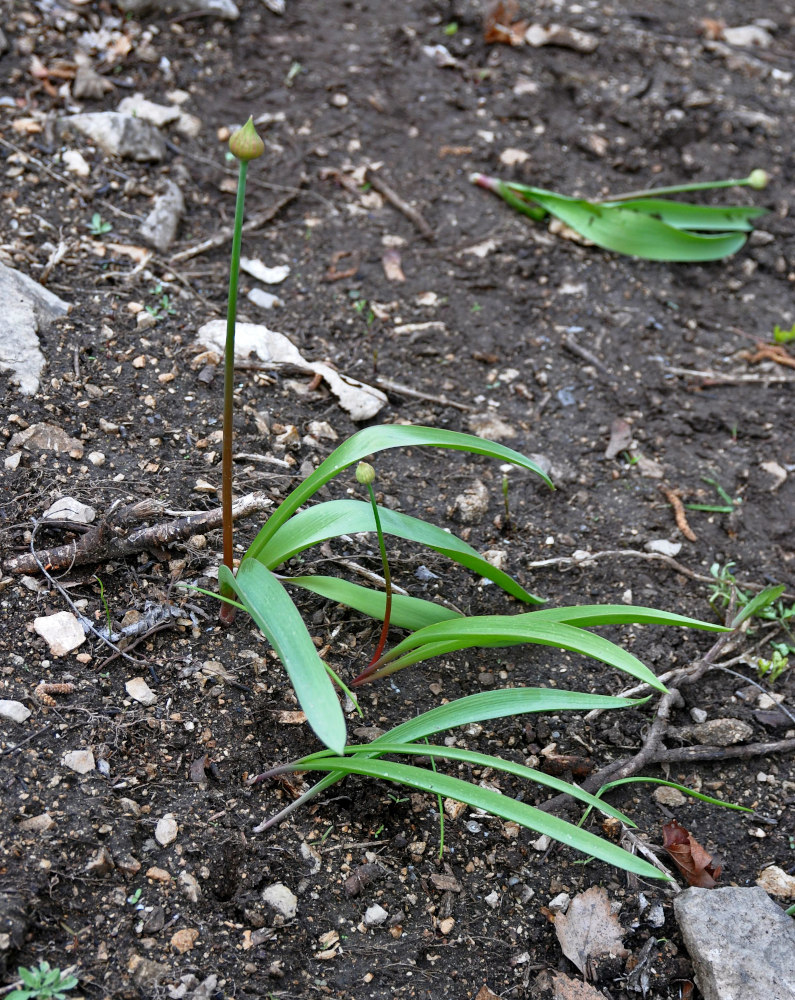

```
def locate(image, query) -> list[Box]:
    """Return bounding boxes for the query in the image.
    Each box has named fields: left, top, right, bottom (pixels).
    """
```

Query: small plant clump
left=7, top=962, right=78, bottom=1000
left=471, top=169, right=770, bottom=261
left=87, top=212, right=111, bottom=236
left=194, top=110, right=742, bottom=879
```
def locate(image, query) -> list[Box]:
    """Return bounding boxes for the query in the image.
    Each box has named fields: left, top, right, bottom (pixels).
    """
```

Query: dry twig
left=4, top=492, right=272, bottom=575
left=365, top=168, right=434, bottom=240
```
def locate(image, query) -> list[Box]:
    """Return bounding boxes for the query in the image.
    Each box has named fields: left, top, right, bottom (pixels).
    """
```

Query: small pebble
left=62, top=749, right=95, bottom=774
left=155, top=813, right=178, bottom=846
left=0, top=699, right=31, bottom=723
left=363, top=904, right=388, bottom=927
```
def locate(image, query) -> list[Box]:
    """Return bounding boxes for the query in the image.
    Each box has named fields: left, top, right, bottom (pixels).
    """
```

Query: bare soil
left=1, top=1, right=794, bottom=998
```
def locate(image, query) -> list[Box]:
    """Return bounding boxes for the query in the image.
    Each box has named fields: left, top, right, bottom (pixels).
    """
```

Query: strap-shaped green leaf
left=244, top=425, right=553, bottom=563
left=286, top=575, right=461, bottom=629
left=300, top=756, right=666, bottom=878
left=219, top=561, right=346, bottom=753
left=339, top=741, right=633, bottom=823
left=528, top=604, right=728, bottom=631
left=259, top=499, right=543, bottom=604
left=599, top=198, right=765, bottom=232
left=373, top=615, right=667, bottom=690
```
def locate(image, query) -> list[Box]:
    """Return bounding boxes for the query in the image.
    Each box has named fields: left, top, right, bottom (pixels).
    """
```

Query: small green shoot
left=757, top=648, right=790, bottom=685
left=471, top=170, right=769, bottom=262
left=145, top=282, right=177, bottom=321
left=284, top=61, right=303, bottom=87
left=7, top=962, right=78, bottom=1000
left=88, top=212, right=111, bottom=236
left=773, top=322, right=795, bottom=344
left=443, top=21, right=458, bottom=35
left=94, top=576, right=112, bottom=636
left=685, top=476, right=741, bottom=514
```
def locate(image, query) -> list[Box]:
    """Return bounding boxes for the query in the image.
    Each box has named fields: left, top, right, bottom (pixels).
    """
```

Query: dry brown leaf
left=552, top=971, right=608, bottom=1000
left=554, top=886, right=628, bottom=980
left=662, top=820, right=722, bottom=888
left=475, top=987, right=501, bottom=1000
left=484, top=0, right=528, bottom=45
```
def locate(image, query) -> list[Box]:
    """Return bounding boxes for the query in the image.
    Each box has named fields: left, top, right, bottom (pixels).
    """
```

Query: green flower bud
left=747, top=169, right=768, bottom=190
left=356, top=462, right=376, bottom=486
left=229, top=116, right=264, bottom=162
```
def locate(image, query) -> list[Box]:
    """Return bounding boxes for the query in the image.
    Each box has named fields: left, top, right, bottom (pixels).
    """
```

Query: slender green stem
left=600, top=176, right=756, bottom=203
left=220, top=159, right=249, bottom=618
left=365, top=482, right=393, bottom=667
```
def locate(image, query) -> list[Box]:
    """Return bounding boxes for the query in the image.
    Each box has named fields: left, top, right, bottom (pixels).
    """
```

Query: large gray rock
left=674, top=886, right=795, bottom=1000
left=60, top=112, right=166, bottom=161
left=0, top=263, right=71, bottom=395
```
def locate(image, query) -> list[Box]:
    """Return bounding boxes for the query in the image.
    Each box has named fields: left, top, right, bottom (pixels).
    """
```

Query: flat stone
left=653, top=785, right=687, bottom=807
left=61, top=112, right=166, bottom=161
left=0, top=700, right=31, bottom=723
left=155, top=813, right=178, bottom=847
left=0, top=263, right=71, bottom=396
left=117, top=93, right=181, bottom=127
left=10, top=423, right=84, bottom=458
left=684, top=718, right=754, bottom=746
left=85, top=846, right=115, bottom=876
left=62, top=749, right=95, bottom=774
left=18, top=813, right=56, bottom=833
left=262, top=882, right=297, bottom=919
left=128, top=955, right=169, bottom=988
left=145, top=866, right=172, bottom=882
left=756, top=866, right=795, bottom=900
left=125, top=677, right=157, bottom=706
left=247, top=287, right=283, bottom=310
left=43, top=497, right=96, bottom=525
left=34, top=611, right=86, bottom=657
left=139, top=180, right=184, bottom=252
left=645, top=539, right=682, bottom=557
left=674, top=886, right=795, bottom=1000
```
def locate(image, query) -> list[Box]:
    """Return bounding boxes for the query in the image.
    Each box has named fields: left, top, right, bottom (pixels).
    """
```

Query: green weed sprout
left=219, top=117, right=265, bottom=622
left=471, top=170, right=769, bottom=261
left=7, top=962, right=78, bottom=1000
left=88, top=212, right=111, bottom=236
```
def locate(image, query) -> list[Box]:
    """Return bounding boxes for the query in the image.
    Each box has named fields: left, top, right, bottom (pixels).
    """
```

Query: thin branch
left=365, top=168, right=434, bottom=240
left=4, top=492, right=272, bottom=575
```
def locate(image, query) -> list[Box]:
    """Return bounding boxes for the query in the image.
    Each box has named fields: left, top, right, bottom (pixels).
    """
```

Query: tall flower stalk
left=220, top=117, right=264, bottom=621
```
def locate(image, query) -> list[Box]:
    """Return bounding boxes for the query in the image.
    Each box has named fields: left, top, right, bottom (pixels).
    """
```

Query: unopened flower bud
left=356, top=462, right=376, bottom=486
left=747, top=169, right=768, bottom=190
left=229, top=116, right=264, bottom=162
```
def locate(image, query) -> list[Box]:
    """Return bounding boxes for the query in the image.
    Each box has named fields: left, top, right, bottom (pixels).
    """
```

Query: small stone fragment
left=145, top=866, right=172, bottom=882
left=247, top=287, right=283, bottom=310
left=155, top=813, right=178, bottom=847
left=140, top=180, right=185, bottom=252
left=645, top=539, right=682, bottom=557
left=179, top=871, right=201, bottom=902
left=128, top=955, right=170, bottom=989
left=62, top=149, right=91, bottom=177
left=484, top=890, right=501, bottom=909
left=85, top=846, right=115, bottom=876
left=34, top=611, right=86, bottom=657
left=449, top=479, right=490, bottom=524
left=262, top=883, right=297, bottom=919
left=18, top=813, right=55, bottom=833
left=438, top=916, right=455, bottom=935
left=0, top=700, right=31, bottom=723
left=126, top=677, right=157, bottom=707
left=756, top=865, right=795, bottom=900
left=62, top=749, right=95, bottom=774
left=363, top=903, right=389, bottom=927
left=654, top=785, right=687, bottom=807
left=116, top=854, right=142, bottom=876
left=171, top=928, right=199, bottom=953
left=72, top=65, right=114, bottom=99
left=548, top=892, right=570, bottom=913
left=88, top=451, right=106, bottom=467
